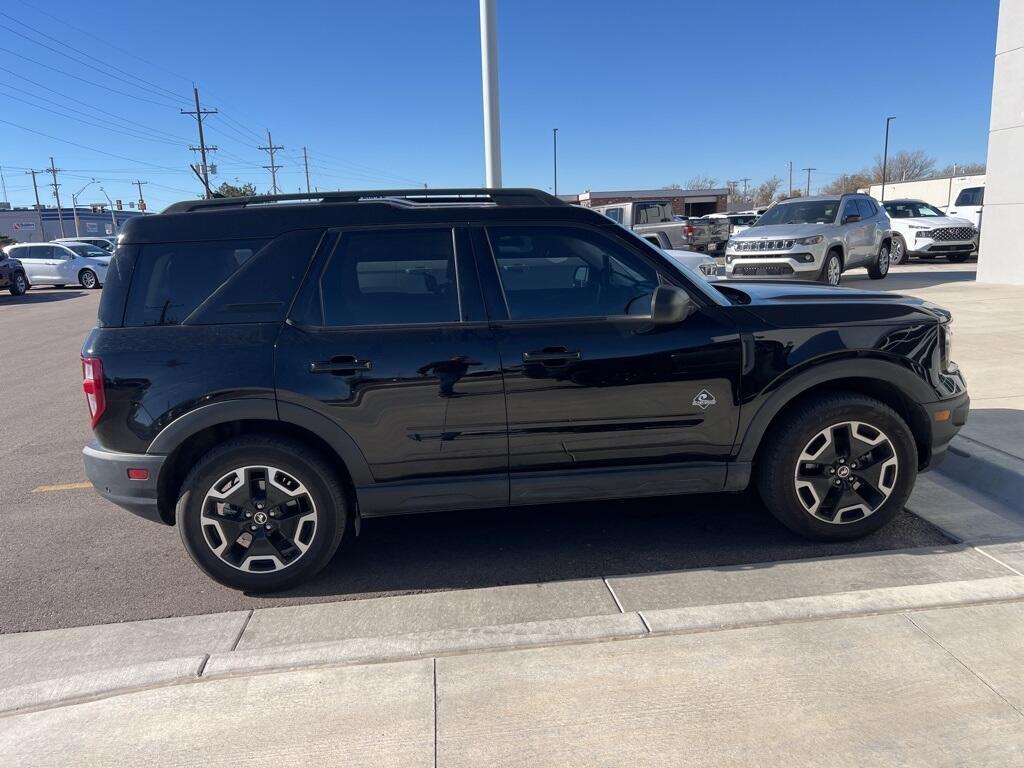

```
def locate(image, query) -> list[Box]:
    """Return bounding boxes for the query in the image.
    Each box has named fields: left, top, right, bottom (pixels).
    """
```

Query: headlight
left=699, top=262, right=717, bottom=276
left=795, top=235, right=823, bottom=245
left=915, top=229, right=932, bottom=238
left=942, top=322, right=956, bottom=372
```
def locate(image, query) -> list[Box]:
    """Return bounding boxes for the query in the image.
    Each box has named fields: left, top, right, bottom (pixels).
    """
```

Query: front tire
left=756, top=394, right=917, bottom=541
left=819, top=250, right=842, bottom=286
left=176, top=435, right=347, bottom=591
left=890, top=235, right=908, bottom=265
left=79, top=269, right=99, bottom=289
left=9, top=271, right=27, bottom=296
left=867, top=242, right=891, bottom=280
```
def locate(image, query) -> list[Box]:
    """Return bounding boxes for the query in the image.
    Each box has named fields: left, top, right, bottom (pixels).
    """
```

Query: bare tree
left=871, top=150, right=935, bottom=183
left=820, top=172, right=873, bottom=195
left=753, top=176, right=782, bottom=206
left=934, top=161, right=986, bottom=178
left=662, top=183, right=682, bottom=190
left=685, top=175, right=719, bottom=190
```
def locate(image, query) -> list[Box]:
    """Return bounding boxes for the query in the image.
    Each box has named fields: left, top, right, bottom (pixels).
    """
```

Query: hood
left=893, top=215, right=974, bottom=229
left=733, top=223, right=830, bottom=240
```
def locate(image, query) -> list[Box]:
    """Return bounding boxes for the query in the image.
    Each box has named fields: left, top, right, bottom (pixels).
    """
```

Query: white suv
left=724, top=194, right=892, bottom=285
left=882, top=199, right=977, bottom=264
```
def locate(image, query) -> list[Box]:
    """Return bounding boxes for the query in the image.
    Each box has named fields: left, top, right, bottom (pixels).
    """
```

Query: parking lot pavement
left=0, top=284, right=954, bottom=634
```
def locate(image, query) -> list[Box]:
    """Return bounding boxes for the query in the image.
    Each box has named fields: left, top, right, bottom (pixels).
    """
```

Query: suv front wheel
left=756, top=394, right=917, bottom=540
left=176, top=435, right=347, bottom=591
left=819, top=251, right=842, bottom=286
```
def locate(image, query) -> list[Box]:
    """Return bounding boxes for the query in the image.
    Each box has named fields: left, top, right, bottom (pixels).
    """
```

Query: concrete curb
left=0, top=655, right=206, bottom=717
left=203, top=612, right=648, bottom=678
left=938, top=436, right=1024, bottom=514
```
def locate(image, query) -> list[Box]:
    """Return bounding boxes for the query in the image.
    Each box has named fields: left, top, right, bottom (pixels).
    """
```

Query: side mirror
left=842, top=214, right=861, bottom=224
left=651, top=285, right=693, bottom=325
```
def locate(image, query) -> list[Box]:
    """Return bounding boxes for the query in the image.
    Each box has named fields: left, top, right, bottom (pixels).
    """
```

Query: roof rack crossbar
left=162, top=188, right=565, bottom=214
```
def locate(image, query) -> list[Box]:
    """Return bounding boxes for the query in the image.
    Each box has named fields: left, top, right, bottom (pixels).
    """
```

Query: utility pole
left=0, top=166, right=8, bottom=204
left=46, top=157, right=65, bottom=238
left=552, top=128, right=558, bottom=197
left=740, top=177, right=751, bottom=201
left=479, top=0, right=502, bottom=187
left=302, top=147, right=311, bottom=194
left=801, top=167, right=815, bottom=196
left=259, top=130, right=284, bottom=195
left=181, top=86, right=218, bottom=198
left=880, top=116, right=895, bottom=202
left=25, top=170, right=43, bottom=210
left=787, top=161, right=793, bottom=197
left=133, top=180, right=148, bottom=212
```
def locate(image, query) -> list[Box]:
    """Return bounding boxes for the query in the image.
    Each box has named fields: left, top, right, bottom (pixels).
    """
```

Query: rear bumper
left=82, top=441, right=167, bottom=524
left=921, top=392, right=970, bottom=471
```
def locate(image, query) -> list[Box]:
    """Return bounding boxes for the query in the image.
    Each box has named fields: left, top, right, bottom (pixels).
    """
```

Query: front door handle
left=310, top=356, right=373, bottom=374
left=522, top=347, right=582, bottom=365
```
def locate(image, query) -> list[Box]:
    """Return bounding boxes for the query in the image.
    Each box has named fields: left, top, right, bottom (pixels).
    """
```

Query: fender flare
left=736, top=357, right=934, bottom=463
left=148, top=398, right=374, bottom=487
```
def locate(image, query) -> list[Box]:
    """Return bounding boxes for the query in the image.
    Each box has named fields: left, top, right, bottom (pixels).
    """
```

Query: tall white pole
left=479, top=0, right=502, bottom=187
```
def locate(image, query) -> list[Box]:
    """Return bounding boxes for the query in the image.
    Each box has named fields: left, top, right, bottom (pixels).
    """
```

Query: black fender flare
left=736, top=357, right=934, bottom=463
left=148, top=398, right=374, bottom=487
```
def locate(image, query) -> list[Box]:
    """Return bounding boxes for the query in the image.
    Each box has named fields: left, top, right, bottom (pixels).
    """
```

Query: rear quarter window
left=123, top=230, right=322, bottom=326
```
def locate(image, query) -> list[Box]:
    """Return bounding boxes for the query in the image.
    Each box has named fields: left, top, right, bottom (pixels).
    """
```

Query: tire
left=867, top=242, right=891, bottom=280
left=890, top=235, right=908, bottom=265
left=818, top=250, right=842, bottom=286
left=756, top=393, right=917, bottom=541
left=176, top=435, right=347, bottom=591
left=79, top=269, right=99, bottom=289
left=9, top=271, right=27, bottom=296
left=946, top=253, right=969, bottom=263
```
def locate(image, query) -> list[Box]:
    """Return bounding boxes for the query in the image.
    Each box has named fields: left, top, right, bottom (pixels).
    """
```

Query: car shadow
left=847, top=268, right=976, bottom=291
left=257, top=491, right=954, bottom=600
left=0, top=290, right=87, bottom=304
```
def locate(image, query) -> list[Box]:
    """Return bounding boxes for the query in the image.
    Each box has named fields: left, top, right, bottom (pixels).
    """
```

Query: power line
left=259, top=130, right=284, bottom=195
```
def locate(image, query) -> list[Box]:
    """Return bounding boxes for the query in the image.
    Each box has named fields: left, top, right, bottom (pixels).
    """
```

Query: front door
left=18, top=245, right=55, bottom=283
left=275, top=225, right=508, bottom=515
left=840, top=199, right=873, bottom=266
left=473, top=223, right=742, bottom=505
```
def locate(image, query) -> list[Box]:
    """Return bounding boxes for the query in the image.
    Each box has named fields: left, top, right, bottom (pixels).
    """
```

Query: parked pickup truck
left=593, top=200, right=730, bottom=254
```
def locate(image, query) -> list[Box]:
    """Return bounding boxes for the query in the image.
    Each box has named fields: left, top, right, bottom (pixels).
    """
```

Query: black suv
left=82, top=189, right=969, bottom=591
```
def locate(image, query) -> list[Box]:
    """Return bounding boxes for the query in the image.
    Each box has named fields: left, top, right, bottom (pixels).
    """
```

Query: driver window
left=487, top=226, right=660, bottom=321
left=841, top=201, right=861, bottom=222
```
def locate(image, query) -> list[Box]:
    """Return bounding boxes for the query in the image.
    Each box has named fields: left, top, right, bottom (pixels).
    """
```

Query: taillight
left=81, top=355, right=106, bottom=428
left=685, top=225, right=695, bottom=236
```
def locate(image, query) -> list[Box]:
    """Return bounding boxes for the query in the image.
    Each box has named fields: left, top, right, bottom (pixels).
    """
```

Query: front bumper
left=83, top=441, right=167, bottom=524
left=724, top=253, right=822, bottom=279
left=909, top=239, right=977, bottom=256
left=921, top=392, right=970, bottom=471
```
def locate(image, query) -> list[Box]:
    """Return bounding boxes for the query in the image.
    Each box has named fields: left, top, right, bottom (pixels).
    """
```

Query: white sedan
left=663, top=249, right=720, bottom=279
left=2, top=241, right=110, bottom=289
left=881, top=199, right=978, bottom=264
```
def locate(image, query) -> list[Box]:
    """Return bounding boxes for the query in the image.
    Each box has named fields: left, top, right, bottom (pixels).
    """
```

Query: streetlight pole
left=880, top=116, right=895, bottom=202
left=552, top=128, right=558, bottom=197
left=99, top=187, right=117, bottom=237
left=479, top=0, right=502, bottom=187
left=71, top=179, right=97, bottom=238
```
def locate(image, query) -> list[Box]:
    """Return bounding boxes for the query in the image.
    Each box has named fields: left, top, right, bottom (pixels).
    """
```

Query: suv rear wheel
left=867, top=242, right=891, bottom=280
left=756, top=394, right=917, bottom=540
left=176, top=435, right=347, bottom=591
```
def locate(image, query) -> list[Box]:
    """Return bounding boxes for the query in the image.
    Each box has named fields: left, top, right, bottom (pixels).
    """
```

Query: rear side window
left=856, top=198, right=876, bottom=218
left=602, top=207, right=624, bottom=224
left=634, top=202, right=672, bottom=224
left=319, top=228, right=459, bottom=327
left=123, top=231, right=320, bottom=326
left=954, top=187, right=984, bottom=206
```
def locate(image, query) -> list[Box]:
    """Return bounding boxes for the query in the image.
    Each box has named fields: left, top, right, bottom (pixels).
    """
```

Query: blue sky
left=0, top=0, right=1000, bottom=210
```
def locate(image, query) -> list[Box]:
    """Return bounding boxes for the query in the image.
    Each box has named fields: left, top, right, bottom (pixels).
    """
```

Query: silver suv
left=724, top=194, right=892, bottom=285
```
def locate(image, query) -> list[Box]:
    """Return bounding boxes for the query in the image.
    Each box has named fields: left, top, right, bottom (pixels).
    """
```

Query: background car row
left=0, top=238, right=115, bottom=294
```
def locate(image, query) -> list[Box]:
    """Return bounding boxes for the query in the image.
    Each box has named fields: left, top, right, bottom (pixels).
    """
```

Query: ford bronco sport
left=82, top=188, right=968, bottom=591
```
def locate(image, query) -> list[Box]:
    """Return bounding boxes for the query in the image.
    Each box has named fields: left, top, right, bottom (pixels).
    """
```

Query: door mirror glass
left=651, top=285, right=692, bottom=325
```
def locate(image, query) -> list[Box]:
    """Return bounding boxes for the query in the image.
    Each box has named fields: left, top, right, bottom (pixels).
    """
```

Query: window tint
left=856, top=198, right=876, bottom=218
left=841, top=200, right=861, bottom=221
left=883, top=201, right=944, bottom=218
left=125, top=238, right=270, bottom=326
left=634, top=202, right=672, bottom=225
left=754, top=201, right=838, bottom=226
left=487, top=226, right=659, bottom=321
left=602, top=207, right=624, bottom=224
left=954, top=187, right=984, bottom=206
left=319, top=228, right=459, bottom=327
left=27, top=245, right=54, bottom=259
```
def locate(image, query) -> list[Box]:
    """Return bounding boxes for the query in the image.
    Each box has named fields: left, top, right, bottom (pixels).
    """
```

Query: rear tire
left=818, top=250, right=843, bottom=286
left=79, top=269, right=99, bottom=289
left=756, top=393, right=917, bottom=541
left=9, top=271, right=27, bottom=296
left=176, top=435, right=347, bottom=592
left=867, top=242, right=891, bottom=280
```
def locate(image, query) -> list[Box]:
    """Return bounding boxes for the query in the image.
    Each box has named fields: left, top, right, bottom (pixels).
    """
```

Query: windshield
left=753, top=201, right=839, bottom=226
left=70, top=245, right=110, bottom=258
left=883, top=201, right=945, bottom=218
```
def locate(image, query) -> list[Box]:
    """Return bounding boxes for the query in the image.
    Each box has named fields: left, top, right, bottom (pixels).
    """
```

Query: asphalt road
left=0, top=283, right=951, bottom=634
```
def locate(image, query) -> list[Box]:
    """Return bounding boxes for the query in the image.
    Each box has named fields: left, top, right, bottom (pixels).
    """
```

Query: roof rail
left=162, top=188, right=565, bottom=214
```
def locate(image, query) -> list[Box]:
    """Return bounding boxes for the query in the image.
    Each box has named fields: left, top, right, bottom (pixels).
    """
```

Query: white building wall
left=862, top=175, right=985, bottom=208
left=978, top=0, right=1024, bottom=285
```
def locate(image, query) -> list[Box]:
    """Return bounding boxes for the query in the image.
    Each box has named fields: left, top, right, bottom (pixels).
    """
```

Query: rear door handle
left=522, top=348, right=582, bottom=365
left=310, top=356, right=373, bottom=374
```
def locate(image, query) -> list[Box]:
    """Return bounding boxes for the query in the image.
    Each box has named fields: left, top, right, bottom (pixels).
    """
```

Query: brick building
left=569, top=188, right=729, bottom=217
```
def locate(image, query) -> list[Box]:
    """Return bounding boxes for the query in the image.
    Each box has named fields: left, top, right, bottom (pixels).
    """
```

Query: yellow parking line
left=32, top=482, right=93, bottom=493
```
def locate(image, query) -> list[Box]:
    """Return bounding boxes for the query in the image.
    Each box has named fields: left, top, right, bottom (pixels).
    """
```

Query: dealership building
left=566, top=188, right=729, bottom=217
left=0, top=206, right=144, bottom=244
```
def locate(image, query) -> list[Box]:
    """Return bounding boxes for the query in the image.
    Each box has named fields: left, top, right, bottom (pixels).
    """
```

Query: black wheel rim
left=200, top=465, right=318, bottom=573
left=793, top=421, right=898, bottom=524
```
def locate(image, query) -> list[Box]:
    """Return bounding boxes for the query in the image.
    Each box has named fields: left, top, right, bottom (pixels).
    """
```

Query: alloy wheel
left=890, top=239, right=904, bottom=265
left=200, top=465, right=318, bottom=573
left=793, top=421, right=898, bottom=524
left=878, top=246, right=890, bottom=275
left=81, top=270, right=97, bottom=289
left=827, top=256, right=841, bottom=286
left=13, top=273, right=27, bottom=293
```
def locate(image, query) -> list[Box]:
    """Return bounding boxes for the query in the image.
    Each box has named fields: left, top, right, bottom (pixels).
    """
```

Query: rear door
left=474, top=222, right=742, bottom=505
left=17, top=245, right=54, bottom=283
left=276, top=225, right=508, bottom=515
